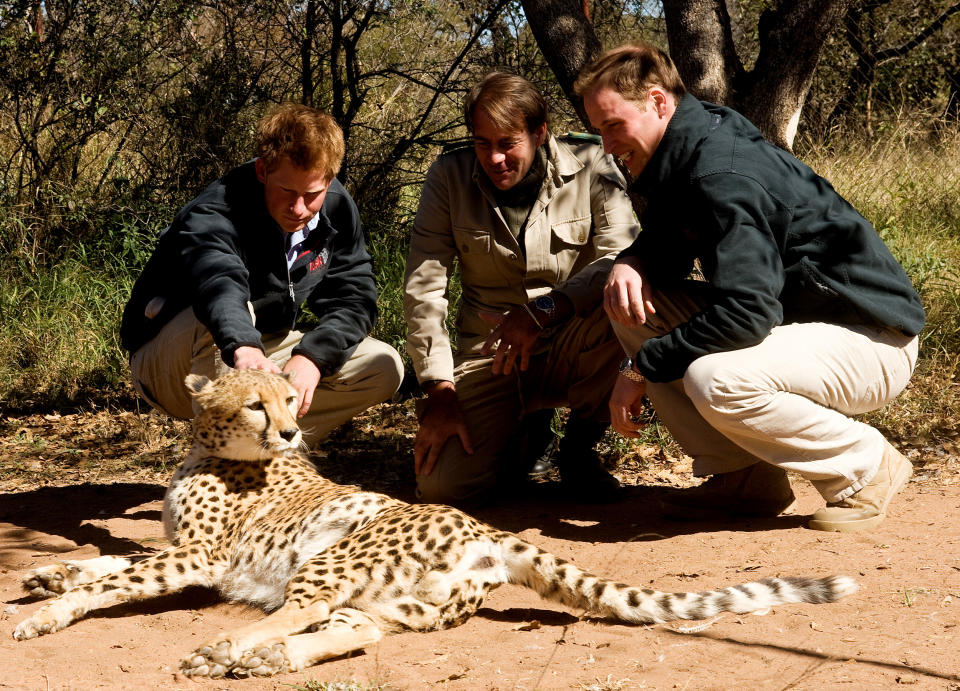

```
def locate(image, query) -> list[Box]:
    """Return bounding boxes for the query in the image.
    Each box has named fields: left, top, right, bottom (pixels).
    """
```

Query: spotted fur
left=13, top=370, right=858, bottom=678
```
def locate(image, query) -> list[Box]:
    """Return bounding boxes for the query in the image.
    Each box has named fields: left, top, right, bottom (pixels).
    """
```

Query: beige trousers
left=416, top=307, right=622, bottom=504
left=613, top=286, right=918, bottom=502
left=130, top=307, right=404, bottom=445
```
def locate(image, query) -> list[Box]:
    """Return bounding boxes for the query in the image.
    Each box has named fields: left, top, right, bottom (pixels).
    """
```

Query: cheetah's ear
left=281, top=371, right=296, bottom=383
left=184, top=374, right=213, bottom=397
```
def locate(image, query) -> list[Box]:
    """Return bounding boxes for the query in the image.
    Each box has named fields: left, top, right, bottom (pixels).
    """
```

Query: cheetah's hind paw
left=21, top=563, right=78, bottom=599
left=181, top=639, right=292, bottom=678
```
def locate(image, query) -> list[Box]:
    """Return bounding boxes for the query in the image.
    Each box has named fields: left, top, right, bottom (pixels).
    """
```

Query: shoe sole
left=807, top=455, right=913, bottom=533
left=808, top=513, right=886, bottom=533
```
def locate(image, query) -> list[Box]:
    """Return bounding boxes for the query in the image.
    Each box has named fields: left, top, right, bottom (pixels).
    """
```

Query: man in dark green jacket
left=574, top=42, right=925, bottom=533
left=122, top=103, right=403, bottom=444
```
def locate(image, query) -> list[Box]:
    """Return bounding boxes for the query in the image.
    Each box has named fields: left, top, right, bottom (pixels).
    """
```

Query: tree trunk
left=660, top=0, right=741, bottom=105
left=519, top=0, right=603, bottom=126
left=735, top=1, right=852, bottom=150
left=301, top=0, right=318, bottom=107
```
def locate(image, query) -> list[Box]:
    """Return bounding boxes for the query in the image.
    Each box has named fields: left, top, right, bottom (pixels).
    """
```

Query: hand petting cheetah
left=13, top=369, right=859, bottom=678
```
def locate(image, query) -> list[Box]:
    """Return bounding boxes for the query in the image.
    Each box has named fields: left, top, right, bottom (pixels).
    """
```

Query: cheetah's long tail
left=498, top=535, right=857, bottom=624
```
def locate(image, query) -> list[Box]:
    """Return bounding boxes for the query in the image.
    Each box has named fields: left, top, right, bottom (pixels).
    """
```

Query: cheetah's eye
left=247, top=400, right=265, bottom=411
left=287, top=396, right=297, bottom=407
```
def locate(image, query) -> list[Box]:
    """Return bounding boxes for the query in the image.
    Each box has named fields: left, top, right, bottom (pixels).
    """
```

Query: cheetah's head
left=185, top=370, right=303, bottom=460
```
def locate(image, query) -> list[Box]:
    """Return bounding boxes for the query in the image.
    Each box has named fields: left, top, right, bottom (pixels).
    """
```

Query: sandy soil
left=0, top=402, right=960, bottom=691
left=1, top=404, right=959, bottom=690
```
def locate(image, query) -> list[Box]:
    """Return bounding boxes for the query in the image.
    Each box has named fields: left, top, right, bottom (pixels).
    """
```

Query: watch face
left=534, top=295, right=555, bottom=313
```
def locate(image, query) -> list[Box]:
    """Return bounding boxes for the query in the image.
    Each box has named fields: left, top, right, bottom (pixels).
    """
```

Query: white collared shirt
left=285, top=213, right=321, bottom=269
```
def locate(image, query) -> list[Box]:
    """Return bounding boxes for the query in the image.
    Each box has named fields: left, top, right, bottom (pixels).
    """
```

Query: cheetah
left=13, top=369, right=858, bottom=678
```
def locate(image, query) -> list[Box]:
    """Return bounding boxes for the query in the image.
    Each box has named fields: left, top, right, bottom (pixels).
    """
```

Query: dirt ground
left=1, top=403, right=959, bottom=690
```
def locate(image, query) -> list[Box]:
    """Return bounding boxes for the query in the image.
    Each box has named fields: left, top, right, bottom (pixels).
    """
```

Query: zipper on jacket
left=283, top=233, right=298, bottom=330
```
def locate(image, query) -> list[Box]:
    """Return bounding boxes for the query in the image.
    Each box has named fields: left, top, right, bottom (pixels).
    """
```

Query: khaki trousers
left=613, top=286, right=918, bottom=502
left=415, top=307, right=623, bottom=505
left=130, top=307, right=404, bottom=445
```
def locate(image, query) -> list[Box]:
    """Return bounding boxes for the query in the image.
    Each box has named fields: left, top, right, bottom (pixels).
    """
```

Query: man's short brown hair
left=574, top=42, right=686, bottom=105
left=256, top=103, right=345, bottom=179
left=464, top=72, right=549, bottom=134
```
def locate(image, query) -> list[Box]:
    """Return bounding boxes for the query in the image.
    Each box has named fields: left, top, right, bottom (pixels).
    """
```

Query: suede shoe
left=808, top=442, right=913, bottom=533
left=659, top=462, right=797, bottom=521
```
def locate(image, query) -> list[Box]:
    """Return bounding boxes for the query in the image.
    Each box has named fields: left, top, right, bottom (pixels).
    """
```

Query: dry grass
left=804, top=125, right=960, bottom=451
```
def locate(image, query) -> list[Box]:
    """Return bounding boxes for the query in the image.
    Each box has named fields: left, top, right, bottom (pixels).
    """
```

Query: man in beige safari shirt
left=403, top=72, right=640, bottom=506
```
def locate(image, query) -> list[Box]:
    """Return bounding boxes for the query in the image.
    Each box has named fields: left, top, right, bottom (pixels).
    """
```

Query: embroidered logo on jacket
left=309, top=248, right=330, bottom=272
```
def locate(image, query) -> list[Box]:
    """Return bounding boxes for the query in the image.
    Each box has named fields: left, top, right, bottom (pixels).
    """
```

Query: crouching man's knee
left=366, top=340, right=405, bottom=400
left=415, top=454, right=497, bottom=508
left=682, top=353, right=763, bottom=421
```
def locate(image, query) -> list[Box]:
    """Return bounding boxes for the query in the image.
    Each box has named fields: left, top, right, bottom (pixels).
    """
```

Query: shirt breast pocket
left=452, top=226, right=498, bottom=282
left=550, top=217, right=592, bottom=281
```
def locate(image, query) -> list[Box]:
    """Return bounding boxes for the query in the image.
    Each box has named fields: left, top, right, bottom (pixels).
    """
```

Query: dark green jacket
left=120, top=161, right=377, bottom=375
left=623, top=95, right=925, bottom=383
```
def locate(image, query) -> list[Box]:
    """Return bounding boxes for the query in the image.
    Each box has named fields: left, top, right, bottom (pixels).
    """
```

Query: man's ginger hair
left=256, top=103, right=345, bottom=179
left=574, top=42, right=686, bottom=105
left=464, top=72, right=549, bottom=135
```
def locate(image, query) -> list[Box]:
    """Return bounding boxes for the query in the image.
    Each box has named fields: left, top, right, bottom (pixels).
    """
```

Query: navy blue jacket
left=121, top=161, right=377, bottom=375
left=624, top=95, right=925, bottom=382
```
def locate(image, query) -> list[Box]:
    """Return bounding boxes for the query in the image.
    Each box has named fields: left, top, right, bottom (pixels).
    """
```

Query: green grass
left=0, top=252, right=133, bottom=408
left=0, top=202, right=161, bottom=410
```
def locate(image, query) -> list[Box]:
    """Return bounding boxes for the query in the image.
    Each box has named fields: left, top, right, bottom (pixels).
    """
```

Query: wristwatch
left=533, top=294, right=556, bottom=318
left=619, top=357, right=645, bottom=384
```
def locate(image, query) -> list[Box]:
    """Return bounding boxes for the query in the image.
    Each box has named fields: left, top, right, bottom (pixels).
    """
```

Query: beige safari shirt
left=403, top=133, right=640, bottom=384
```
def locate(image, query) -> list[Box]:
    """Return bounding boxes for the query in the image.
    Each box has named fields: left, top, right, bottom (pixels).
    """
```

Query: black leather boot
left=524, top=409, right=558, bottom=478
left=554, top=414, right=622, bottom=503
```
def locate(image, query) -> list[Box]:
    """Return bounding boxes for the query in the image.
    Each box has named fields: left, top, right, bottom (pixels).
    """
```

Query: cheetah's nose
left=280, top=428, right=299, bottom=442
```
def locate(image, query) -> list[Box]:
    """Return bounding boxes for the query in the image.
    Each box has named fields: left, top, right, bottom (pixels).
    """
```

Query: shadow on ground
left=0, top=482, right=164, bottom=570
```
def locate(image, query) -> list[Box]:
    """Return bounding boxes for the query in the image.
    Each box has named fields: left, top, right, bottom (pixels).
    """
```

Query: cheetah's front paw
left=21, top=563, right=78, bottom=599
left=13, top=610, right=65, bottom=640
left=181, top=640, right=237, bottom=678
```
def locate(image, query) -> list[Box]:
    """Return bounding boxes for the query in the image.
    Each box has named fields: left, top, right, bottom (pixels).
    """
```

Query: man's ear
left=649, top=87, right=670, bottom=117
left=255, top=157, right=267, bottom=184
left=534, top=122, right=548, bottom=147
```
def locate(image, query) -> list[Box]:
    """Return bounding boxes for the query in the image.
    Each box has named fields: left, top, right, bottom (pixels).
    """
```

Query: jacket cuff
left=555, top=270, right=606, bottom=316
left=413, top=352, right=456, bottom=385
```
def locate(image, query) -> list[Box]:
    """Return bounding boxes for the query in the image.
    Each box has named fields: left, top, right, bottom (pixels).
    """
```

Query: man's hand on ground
left=479, top=309, right=540, bottom=375
left=282, top=355, right=322, bottom=417
left=609, top=374, right=648, bottom=438
left=604, top=256, right=656, bottom=327
left=233, top=346, right=282, bottom=373
left=414, top=382, right=473, bottom=476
